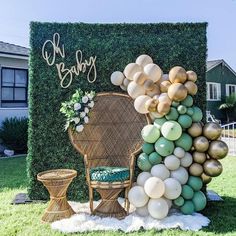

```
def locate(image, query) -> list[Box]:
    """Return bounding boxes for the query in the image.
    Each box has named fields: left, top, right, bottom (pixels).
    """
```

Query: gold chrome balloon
left=201, top=173, right=212, bottom=184
left=184, top=81, right=198, bottom=96
left=203, top=159, right=223, bottom=177
left=189, top=163, right=203, bottom=176
left=145, top=99, right=158, bottom=112
left=188, top=122, right=202, bottom=137
left=167, top=83, right=188, bottom=102
left=208, top=140, right=228, bottom=159
left=203, top=122, right=222, bottom=140
left=193, top=151, right=207, bottom=164
left=193, top=136, right=209, bottom=152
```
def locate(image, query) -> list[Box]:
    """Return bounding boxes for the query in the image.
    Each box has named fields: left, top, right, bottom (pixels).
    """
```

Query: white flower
left=73, top=117, right=80, bottom=124
left=84, top=107, right=89, bottom=113
left=88, top=101, right=94, bottom=108
left=84, top=116, right=89, bottom=123
left=80, top=112, right=86, bottom=118
left=82, top=96, right=89, bottom=103
left=88, top=93, right=94, bottom=100
left=74, top=103, right=81, bottom=111
left=76, top=124, right=84, bottom=132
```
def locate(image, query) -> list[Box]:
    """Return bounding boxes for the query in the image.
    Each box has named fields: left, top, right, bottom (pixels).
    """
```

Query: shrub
left=0, top=117, right=28, bottom=153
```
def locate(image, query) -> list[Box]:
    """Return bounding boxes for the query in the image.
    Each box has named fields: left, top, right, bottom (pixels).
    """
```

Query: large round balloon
left=134, top=95, right=151, bottom=114
left=181, top=185, right=194, bottom=200
left=124, top=63, right=142, bottom=80
left=171, top=166, right=189, bottom=185
left=155, top=137, right=175, bottom=156
left=164, top=178, right=182, bottom=200
left=128, top=186, right=149, bottom=207
left=168, top=83, right=188, bottom=102
left=208, top=140, right=228, bottom=159
left=203, top=122, right=222, bottom=140
left=180, top=200, right=195, bottom=215
left=193, top=136, right=209, bottom=152
left=141, top=125, right=160, bottom=143
left=137, top=172, right=152, bottom=187
left=161, top=121, right=182, bottom=141
left=136, top=54, right=153, bottom=67
left=142, top=143, right=155, bottom=154
left=157, top=102, right=171, bottom=115
left=178, top=114, right=192, bottom=129
left=192, top=106, right=203, bottom=122
left=151, top=164, right=170, bottom=180
left=144, top=177, right=165, bottom=198
left=188, top=122, right=202, bottom=137
left=144, top=63, right=163, bottom=83
left=192, top=191, right=207, bottom=211
left=164, top=155, right=180, bottom=170
left=148, top=198, right=169, bottom=219
left=165, top=107, right=179, bottom=121
left=137, top=153, right=152, bottom=171
left=187, top=176, right=203, bottom=191
left=203, top=159, right=223, bottom=177
left=149, top=152, right=162, bottom=165
left=169, top=66, right=187, bottom=84
left=110, top=71, right=125, bottom=86
left=127, top=81, right=146, bottom=99
left=175, top=133, right=193, bottom=151
left=184, top=81, right=198, bottom=95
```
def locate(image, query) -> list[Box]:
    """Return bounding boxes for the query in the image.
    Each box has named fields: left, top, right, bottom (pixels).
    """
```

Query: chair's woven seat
left=90, top=166, right=130, bottom=182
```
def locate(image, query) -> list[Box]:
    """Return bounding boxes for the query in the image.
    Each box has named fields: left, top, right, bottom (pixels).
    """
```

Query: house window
left=207, top=82, right=221, bottom=101
left=1, top=67, right=28, bottom=107
left=226, top=84, right=236, bottom=96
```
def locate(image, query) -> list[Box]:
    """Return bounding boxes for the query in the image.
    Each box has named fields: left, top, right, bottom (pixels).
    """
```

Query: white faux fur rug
left=51, top=199, right=210, bottom=233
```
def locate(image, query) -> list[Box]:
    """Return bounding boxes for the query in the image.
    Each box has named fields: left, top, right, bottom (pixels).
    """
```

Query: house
left=206, top=59, right=236, bottom=123
left=0, top=42, right=29, bottom=125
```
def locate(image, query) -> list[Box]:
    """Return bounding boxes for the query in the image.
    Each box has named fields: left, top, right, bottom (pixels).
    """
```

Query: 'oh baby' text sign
left=42, top=33, right=97, bottom=88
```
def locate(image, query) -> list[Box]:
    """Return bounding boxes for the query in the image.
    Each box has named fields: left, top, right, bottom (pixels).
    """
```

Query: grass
left=0, top=156, right=236, bottom=236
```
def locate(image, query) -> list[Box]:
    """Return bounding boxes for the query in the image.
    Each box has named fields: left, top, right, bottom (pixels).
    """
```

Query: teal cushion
left=90, top=166, right=130, bottom=182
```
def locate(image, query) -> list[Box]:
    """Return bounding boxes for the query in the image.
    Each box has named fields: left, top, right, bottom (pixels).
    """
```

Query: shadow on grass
left=202, top=196, right=236, bottom=234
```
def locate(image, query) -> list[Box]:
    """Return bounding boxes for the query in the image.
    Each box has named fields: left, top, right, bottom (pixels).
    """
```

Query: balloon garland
left=110, top=54, right=228, bottom=219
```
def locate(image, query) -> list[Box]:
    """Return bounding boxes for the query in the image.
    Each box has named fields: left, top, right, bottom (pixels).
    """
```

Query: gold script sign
left=42, top=33, right=97, bottom=88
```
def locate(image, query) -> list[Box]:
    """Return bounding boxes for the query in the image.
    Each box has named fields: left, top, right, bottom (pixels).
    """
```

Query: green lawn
left=0, top=156, right=236, bottom=236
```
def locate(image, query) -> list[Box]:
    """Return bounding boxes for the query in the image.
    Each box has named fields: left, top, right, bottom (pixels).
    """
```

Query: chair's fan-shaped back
left=68, top=92, right=149, bottom=168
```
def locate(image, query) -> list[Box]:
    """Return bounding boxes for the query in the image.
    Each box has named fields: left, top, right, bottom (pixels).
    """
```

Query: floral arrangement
left=60, top=89, right=96, bottom=133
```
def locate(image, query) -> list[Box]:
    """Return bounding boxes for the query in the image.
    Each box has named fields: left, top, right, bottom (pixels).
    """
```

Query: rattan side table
left=37, top=169, right=77, bottom=223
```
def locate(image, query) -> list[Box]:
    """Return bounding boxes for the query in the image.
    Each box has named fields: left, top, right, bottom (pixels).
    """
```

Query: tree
left=219, top=93, right=236, bottom=123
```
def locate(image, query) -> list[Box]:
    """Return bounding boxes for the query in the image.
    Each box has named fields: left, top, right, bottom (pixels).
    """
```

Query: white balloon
left=124, top=63, right=143, bottom=80
left=163, top=197, right=172, bottom=209
left=110, top=71, right=125, bottom=86
left=137, top=172, right=152, bottom=187
left=151, top=164, right=170, bottom=180
left=171, top=167, right=189, bottom=185
left=174, top=147, right=185, bottom=159
left=136, top=204, right=149, bottom=217
left=180, top=152, right=193, bottom=167
left=164, top=155, right=180, bottom=170
left=148, top=198, right=169, bottom=219
left=144, top=63, right=163, bottom=83
left=120, top=84, right=127, bottom=91
left=144, top=177, right=165, bottom=198
left=127, top=81, right=146, bottom=99
left=134, top=95, right=151, bottom=114
left=128, top=186, right=149, bottom=208
left=136, top=54, right=153, bottom=67
left=164, top=178, right=182, bottom=200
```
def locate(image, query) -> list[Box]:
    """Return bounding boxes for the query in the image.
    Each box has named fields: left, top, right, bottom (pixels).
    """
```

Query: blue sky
left=1, top=0, right=236, bottom=69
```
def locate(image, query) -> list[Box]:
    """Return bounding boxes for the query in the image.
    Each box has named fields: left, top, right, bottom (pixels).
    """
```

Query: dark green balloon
left=192, top=106, right=203, bottom=122
left=178, top=114, right=193, bottom=129
left=180, top=200, right=195, bottom=215
left=187, top=107, right=194, bottom=116
left=181, top=185, right=194, bottom=199
left=192, top=191, right=207, bottom=211
left=137, top=153, right=152, bottom=171
left=155, top=137, right=175, bottom=156
left=181, top=95, right=193, bottom=107
left=142, top=143, right=155, bottom=154
left=187, top=176, right=203, bottom=191
left=154, top=117, right=167, bottom=129
left=175, top=133, right=193, bottom=151
left=149, top=152, right=162, bottom=165
left=174, top=196, right=185, bottom=207
left=165, top=107, right=179, bottom=121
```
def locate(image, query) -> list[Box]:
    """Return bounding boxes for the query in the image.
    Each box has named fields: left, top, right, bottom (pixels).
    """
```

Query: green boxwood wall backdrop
left=28, top=22, right=207, bottom=200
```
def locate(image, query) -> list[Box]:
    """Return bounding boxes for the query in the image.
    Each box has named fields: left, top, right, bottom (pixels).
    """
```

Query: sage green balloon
left=165, top=107, right=179, bottom=121
left=192, top=191, right=207, bottom=211
left=187, top=176, right=203, bottom=191
left=192, top=106, right=203, bottom=122
left=180, top=200, right=195, bottom=215
left=155, top=137, right=175, bottom=157
left=141, top=125, right=160, bottom=143
left=175, top=133, right=193, bottom=151
left=137, top=153, right=152, bottom=171
left=172, top=101, right=180, bottom=107
left=177, top=105, right=187, bottom=114
left=181, top=95, right=193, bottom=107
left=154, top=117, right=167, bottom=129
left=142, top=143, right=155, bottom=154
left=174, top=196, right=185, bottom=207
left=187, top=107, right=194, bottom=116
left=149, top=152, right=162, bottom=165
left=178, top=114, right=193, bottom=129
left=181, top=185, right=194, bottom=199
left=161, top=121, right=182, bottom=141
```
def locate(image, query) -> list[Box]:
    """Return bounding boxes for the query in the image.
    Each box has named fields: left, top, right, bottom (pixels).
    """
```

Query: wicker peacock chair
left=68, top=92, right=150, bottom=219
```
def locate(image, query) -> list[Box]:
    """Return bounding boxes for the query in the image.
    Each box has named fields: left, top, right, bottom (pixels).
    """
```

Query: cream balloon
left=151, top=164, right=170, bottom=180
left=148, top=198, right=169, bottom=219
left=149, top=111, right=164, bottom=119
left=137, top=172, right=152, bottom=187
left=136, top=54, right=153, bottom=67
left=164, top=155, right=180, bottom=170
left=134, top=95, right=151, bottom=114
left=124, top=63, right=143, bottom=80
left=128, top=186, right=149, bottom=207
left=173, top=147, right=185, bottom=159
left=136, top=205, right=149, bottom=217
left=133, top=72, right=149, bottom=85
left=123, top=78, right=130, bottom=87
left=144, top=63, right=163, bottom=83
left=180, top=152, right=193, bottom=167
left=127, top=81, right=146, bottom=99
left=120, top=84, right=127, bottom=91
left=171, top=166, right=189, bottom=185
left=164, top=178, right=182, bottom=199
left=144, top=177, right=165, bottom=198
left=158, top=93, right=172, bottom=105
left=110, top=71, right=125, bottom=86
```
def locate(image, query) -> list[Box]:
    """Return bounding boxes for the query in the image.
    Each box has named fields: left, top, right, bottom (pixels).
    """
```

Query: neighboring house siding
left=0, top=56, right=29, bottom=125
left=206, top=63, right=236, bottom=122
